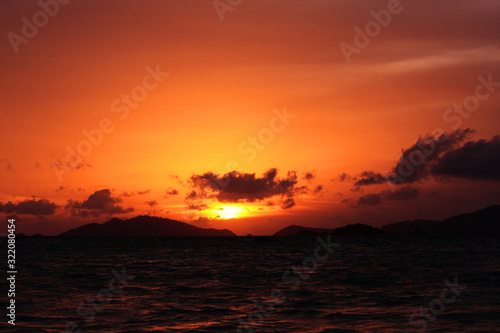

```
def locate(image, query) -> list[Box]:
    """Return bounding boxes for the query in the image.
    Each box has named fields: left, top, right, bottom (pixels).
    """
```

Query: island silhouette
left=59, top=215, right=235, bottom=237
left=58, top=205, right=500, bottom=237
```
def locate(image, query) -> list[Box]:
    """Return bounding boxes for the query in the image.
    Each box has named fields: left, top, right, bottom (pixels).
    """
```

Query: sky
left=0, top=0, right=499, bottom=235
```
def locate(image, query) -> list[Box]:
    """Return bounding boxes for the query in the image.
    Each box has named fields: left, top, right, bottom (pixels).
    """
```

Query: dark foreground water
left=1, top=236, right=499, bottom=332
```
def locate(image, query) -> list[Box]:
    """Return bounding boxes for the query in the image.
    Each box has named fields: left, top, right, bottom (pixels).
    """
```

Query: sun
left=218, top=205, right=245, bottom=219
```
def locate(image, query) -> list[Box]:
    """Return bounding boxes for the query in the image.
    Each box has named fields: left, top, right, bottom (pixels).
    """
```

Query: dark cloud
left=348, top=185, right=419, bottom=208
left=338, top=173, right=352, bottom=182
left=165, top=188, right=179, bottom=197
left=0, top=198, right=58, bottom=215
left=66, top=189, right=134, bottom=217
left=185, top=168, right=324, bottom=211
left=145, top=200, right=161, bottom=215
left=388, top=129, right=474, bottom=184
left=348, top=129, right=478, bottom=188
left=52, top=158, right=92, bottom=173
left=353, top=171, right=386, bottom=186
left=55, top=186, right=68, bottom=192
left=382, top=186, right=419, bottom=201
left=188, top=203, right=209, bottom=211
left=294, top=185, right=310, bottom=196
left=186, top=190, right=201, bottom=200
left=302, top=171, right=316, bottom=181
left=431, top=136, right=500, bottom=180
left=281, top=197, right=295, bottom=209
left=145, top=200, right=158, bottom=207
left=313, top=184, right=324, bottom=195
left=187, top=168, right=299, bottom=208
left=121, top=189, right=150, bottom=197
left=355, top=193, right=382, bottom=207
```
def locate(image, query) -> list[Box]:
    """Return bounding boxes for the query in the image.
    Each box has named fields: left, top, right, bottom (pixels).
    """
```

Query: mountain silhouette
left=381, top=205, right=500, bottom=235
left=274, top=223, right=386, bottom=236
left=59, top=215, right=236, bottom=237
left=274, top=205, right=500, bottom=236
left=273, top=225, right=336, bottom=236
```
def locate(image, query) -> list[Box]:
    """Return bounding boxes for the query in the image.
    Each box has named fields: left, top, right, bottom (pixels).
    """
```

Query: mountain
left=332, top=223, right=387, bottom=236
left=274, top=205, right=500, bottom=237
left=59, top=216, right=236, bottom=237
left=381, top=205, right=500, bottom=236
left=273, top=223, right=385, bottom=236
left=273, top=225, right=335, bottom=236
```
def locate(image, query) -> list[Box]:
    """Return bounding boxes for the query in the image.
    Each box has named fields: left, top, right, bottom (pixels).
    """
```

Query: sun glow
left=218, top=206, right=245, bottom=219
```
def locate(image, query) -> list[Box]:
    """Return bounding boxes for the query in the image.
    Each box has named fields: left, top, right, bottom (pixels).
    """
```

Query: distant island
left=59, top=215, right=236, bottom=237
left=57, top=205, right=500, bottom=237
left=380, top=205, right=500, bottom=236
left=274, top=223, right=386, bottom=236
left=274, top=205, right=500, bottom=236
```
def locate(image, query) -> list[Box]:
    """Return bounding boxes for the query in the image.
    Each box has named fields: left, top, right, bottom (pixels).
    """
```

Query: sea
left=1, top=236, right=499, bottom=332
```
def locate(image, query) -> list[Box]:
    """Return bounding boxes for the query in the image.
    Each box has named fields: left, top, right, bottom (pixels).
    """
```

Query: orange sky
left=1, top=0, right=499, bottom=235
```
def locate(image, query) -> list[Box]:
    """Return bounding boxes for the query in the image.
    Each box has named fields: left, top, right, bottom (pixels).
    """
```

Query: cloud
left=121, top=189, right=150, bottom=197
left=165, top=188, right=179, bottom=197
left=338, top=173, right=352, bottom=182
left=66, top=189, right=134, bottom=217
left=313, top=184, right=324, bottom=195
left=184, top=168, right=326, bottom=211
left=145, top=200, right=158, bottom=207
left=302, top=171, right=316, bottom=181
left=350, top=129, right=477, bottom=188
left=188, top=203, right=209, bottom=211
left=353, top=171, right=386, bottom=186
left=355, top=193, right=382, bottom=207
left=145, top=200, right=161, bottom=215
left=389, top=128, right=474, bottom=184
left=281, top=197, right=295, bottom=209
left=55, top=186, right=68, bottom=192
left=52, top=158, right=92, bottom=173
left=0, top=198, right=59, bottom=215
left=187, top=168, right=301, bottom=209
left=349, top=185, right=419, bottom=208
left=186, top=190, right=201, bottom=200
left=431, top=136, right=500, bottom=180
left=382, top=186, right=419, bottom=201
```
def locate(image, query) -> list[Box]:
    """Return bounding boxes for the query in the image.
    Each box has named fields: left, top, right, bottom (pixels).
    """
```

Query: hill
left=59, top=216, right=236, bottom=237
left=274, top=205, right=500, bottom=236
left=273, top=223, right=385, bottom=236
left=381, top=205, right=500, bottom=236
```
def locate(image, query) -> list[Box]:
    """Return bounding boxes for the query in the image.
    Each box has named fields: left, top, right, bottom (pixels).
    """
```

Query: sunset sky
left=1, top=0, right=499, bottom=235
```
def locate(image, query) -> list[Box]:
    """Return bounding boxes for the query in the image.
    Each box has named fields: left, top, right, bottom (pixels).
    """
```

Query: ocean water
left=1, top=236, right=499, bottom=332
